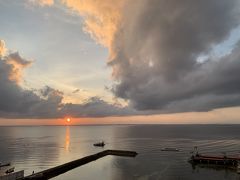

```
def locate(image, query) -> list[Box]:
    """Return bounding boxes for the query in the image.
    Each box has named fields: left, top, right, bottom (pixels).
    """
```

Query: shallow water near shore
left=0, top=125, right=239, bottom=180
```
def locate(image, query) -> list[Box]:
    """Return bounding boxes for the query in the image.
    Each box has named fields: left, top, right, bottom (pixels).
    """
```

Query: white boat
left=161, top=147, right=180, bottom=152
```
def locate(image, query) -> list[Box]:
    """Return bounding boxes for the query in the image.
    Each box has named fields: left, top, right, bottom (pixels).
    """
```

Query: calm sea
left=0, top=125, right=240, bottom=180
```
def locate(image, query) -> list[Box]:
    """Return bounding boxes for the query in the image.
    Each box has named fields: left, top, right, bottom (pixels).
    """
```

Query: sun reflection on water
left=65, top=126, right=70, bottom=152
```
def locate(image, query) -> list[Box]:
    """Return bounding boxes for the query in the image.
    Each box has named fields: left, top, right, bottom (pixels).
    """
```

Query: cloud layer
left=0, top=40, right=135, bottom=118
left=62, top=0, right=240, bottom=113
left=1, top=0, right=240, bottom=119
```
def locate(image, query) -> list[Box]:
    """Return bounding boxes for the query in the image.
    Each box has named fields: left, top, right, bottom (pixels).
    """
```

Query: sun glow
left=66, top=118, right=71, bottom=123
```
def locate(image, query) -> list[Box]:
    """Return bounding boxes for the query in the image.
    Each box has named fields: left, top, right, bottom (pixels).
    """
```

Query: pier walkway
left=22, top=150, right=138, bottom=180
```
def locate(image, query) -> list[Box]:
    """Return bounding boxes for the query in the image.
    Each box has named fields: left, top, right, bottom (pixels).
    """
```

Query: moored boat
left=189, top=146, right=240, bottom=173
left=93, top=141, right=105, bottom=147
left=161, top=147, right=180, bottom=152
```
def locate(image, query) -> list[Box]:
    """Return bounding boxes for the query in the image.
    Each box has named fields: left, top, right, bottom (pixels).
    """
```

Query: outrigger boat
left=93, top=141, right=105, bottom=147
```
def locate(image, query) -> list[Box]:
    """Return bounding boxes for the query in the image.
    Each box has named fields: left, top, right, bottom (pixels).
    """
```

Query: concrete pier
left=22, top=150, right=138, bottom=180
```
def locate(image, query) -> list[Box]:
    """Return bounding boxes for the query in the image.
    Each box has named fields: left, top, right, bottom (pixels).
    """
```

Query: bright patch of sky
left=197, top=26, right=240, bottom=63
left=0, top=0, right=112, bottom=103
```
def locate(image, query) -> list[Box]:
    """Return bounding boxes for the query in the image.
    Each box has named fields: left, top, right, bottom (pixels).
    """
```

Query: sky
left=0, top=0, right=240, bottom=125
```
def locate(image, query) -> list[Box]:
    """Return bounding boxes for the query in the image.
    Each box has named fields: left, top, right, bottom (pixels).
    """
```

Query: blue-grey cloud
left=108, top=0, right=240, bottom=113
left=60, top=0, right=240, bottom=113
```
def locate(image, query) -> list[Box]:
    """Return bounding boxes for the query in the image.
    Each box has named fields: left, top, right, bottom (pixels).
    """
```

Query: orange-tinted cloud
left=0, top=41, right=32, bottom=83
left=0, top=40, right=7, bottom=57
left=61, top=0, right=126, bottom=59
left=5, top=52, right=32, bottom=83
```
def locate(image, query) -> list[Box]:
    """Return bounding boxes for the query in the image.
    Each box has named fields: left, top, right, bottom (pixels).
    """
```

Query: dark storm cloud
left=109, top=0, right=240, bottom=112
left=129, top=44, right=240, bottom=112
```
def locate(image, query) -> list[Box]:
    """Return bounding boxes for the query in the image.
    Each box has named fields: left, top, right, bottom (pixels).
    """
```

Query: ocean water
left=0, top=125, right=240, bottom=180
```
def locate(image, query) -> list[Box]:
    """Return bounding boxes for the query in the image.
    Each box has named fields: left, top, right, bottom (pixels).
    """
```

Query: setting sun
left=67, top=118, right=71, bottom=123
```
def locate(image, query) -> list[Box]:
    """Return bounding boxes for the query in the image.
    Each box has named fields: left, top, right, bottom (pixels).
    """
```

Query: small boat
left=161, top=147, right=180, bottom=152
left=93, top=141, right=105, bottom=147
left=0, top=162, right=24, bottom=179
